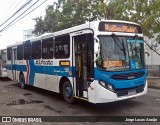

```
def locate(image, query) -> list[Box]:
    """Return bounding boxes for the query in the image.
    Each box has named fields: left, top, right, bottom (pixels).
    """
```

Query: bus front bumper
left=94, top=80, right=148, bottom=103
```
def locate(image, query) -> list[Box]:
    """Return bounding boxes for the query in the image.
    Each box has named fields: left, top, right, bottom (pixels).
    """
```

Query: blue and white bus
left=7, top=20, right=147, bottom=103
left=0, top=49, right=7, bottom=78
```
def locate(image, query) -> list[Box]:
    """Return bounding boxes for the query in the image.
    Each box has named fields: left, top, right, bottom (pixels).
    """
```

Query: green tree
left=44, top=5, right=60, bottom=32
left=33, top=0, right=160, bottom=44
left=32, top=16, right=46, bottom=35
left=112, top=0, right=160, bottom=43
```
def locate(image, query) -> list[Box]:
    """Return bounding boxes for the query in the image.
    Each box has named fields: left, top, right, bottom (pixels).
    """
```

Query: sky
left=0, top=0, right=56, bottom=49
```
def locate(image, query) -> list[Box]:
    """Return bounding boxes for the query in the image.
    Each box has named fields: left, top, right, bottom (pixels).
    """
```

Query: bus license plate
left=128, top=89, right=136, bottom=96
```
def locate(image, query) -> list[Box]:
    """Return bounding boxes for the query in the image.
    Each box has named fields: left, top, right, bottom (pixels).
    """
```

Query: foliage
left=33, top=0, right=160, bottom=43
left=115, top=0, right=160, bottom=43
left=32, top=16, right=46, bottom=35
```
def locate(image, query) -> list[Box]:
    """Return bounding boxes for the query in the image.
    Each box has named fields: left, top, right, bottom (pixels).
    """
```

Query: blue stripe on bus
left=28, top=60, right=35, bottom=86
left=7, top=63, right=146, bottom=89
left=7, top=62, right=75, bottom=86
left=7, top=64, right=26, bottom=71
left=7, top=64, right=75, bottom=77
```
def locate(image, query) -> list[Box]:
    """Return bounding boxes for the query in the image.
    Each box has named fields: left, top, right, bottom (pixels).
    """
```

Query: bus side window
left=24, top=42, right=32, bottom=60
left=32, top=41, right=41, bottom=59
left=42, top=38, right=53, bottom=59
left=7, top=48, right=12, bottom=60
left=55, top=34, right=70, bottom=59
left=17, top=44, right=24, bottom=60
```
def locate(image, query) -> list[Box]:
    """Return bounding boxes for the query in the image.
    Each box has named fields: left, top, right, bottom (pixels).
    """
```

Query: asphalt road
left=0, top=78, right=160, bottom=125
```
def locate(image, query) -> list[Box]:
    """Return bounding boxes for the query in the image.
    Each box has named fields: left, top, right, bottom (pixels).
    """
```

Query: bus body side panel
left=45, top=59, right=59, bottom=93
left=16, top=58, right=73, bottom=93
left=32, top=73, right=47, bottom=89
left=16, top=60, right=45, bottom=90
left=7, top=61, right=13, bottom=80
left=0, top=49, right=7, bottom=78
left=46, top=74, right=58, bottom=92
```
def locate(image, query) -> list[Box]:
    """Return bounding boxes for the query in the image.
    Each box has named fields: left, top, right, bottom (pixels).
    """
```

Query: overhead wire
left=0, top=0, right=17, bottom=18
left=0, top=0, right=12, bottom=17
left=9, top=0, right=48, bottom=28
left=0, top=0, right=48, bottom=32
left=0, top=0, right=33, bottom=28
left=1, top=0, right=26, bottom=22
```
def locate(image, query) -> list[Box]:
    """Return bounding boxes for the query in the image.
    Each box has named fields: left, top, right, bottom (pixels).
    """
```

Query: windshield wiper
left=111, top=34, right=127, bottom=60
left=111, top=34, right=126, bottom=51
left=134, top=34, right=138, bottom=40
left=122, top=39, right=127, bottom=60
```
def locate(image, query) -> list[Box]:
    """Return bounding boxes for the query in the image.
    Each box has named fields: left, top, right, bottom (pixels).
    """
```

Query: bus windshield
left=97, top=35, right=145, bottom=71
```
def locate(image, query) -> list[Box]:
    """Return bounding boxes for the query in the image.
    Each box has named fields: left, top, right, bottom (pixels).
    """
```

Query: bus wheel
left=62, top=81, right=74, bottom=103
left=19, top=74, right=27, bottom=89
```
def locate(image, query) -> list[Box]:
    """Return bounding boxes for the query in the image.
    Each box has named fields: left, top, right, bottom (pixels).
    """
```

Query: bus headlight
left=98, top=80, right=114, bottom=92
left=98, top=80, right=106, bottom=87
left=108, top=84, right=114, bottom=91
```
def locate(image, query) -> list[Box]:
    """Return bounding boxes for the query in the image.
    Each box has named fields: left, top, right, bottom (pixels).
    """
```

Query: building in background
left=23, top=29, right=35, bottom=40
left=144, top=36, right=160, bottom=65
left=144, top=37, right=160, bottom=77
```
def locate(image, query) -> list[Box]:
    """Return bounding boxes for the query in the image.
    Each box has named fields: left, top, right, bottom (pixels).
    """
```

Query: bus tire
left=62, top=81, right=74, bottom=103
left=19, top=74, right=27, bottom=89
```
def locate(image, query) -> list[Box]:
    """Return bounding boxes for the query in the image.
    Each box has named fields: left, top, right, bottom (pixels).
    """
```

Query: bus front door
left=73, top=33, right=94, bottom=98
left=12, top=48, right=17, bottom=80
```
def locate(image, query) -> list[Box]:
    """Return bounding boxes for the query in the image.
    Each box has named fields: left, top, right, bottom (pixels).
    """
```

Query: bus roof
left=7, top=20, right=141, bottom=48
left=54, top=20, right=141, bottom=36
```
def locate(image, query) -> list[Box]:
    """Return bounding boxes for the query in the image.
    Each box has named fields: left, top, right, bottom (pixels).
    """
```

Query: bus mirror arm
left=94, top=42, right=100, bottom=54
left=94, top=36, right=100, bottom=54
left=94, top=36, right=100, bottom=62
left=94, top=54, right=100, bottom=63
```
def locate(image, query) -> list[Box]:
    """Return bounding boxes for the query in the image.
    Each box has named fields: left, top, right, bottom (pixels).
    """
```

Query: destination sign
left=99, top=22, right=142, bottom=33
left=103, top=60, right=123, bottom=68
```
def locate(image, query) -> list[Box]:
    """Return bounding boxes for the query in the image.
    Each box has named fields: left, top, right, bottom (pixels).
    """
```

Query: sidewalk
left=147, top=77, right=160, bottom=90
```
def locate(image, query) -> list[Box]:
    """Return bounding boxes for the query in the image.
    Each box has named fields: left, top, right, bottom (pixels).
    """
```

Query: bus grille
left=111, top=71, right=145, bottom=80
left=115, top=85, right=145, bottom=97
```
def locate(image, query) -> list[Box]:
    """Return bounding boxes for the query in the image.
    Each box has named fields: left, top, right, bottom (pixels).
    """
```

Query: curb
left=147, top=77, right=160, bottom=79
left=148, top=86, right=160, bottom=90
left=147, top=78, right=160, bottom=90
